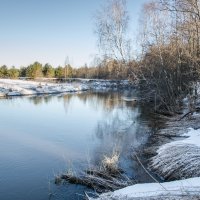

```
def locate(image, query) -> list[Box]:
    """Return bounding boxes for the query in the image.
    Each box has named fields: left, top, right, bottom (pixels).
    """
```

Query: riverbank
left=0, top=79, right=89, bottom=96
left=149, top=114, right=200, bottom=180
left=91, top=177, right=200, bottom=199
left=0, top=79, right=131, bottom=97
left=92, top=107, right=200, bottom=199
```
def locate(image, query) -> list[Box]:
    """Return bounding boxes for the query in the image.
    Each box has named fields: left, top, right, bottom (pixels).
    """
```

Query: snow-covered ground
left=0, top=79, right=89, bottom=96
left=0, top=79, right=131, bottom=97
left=151, top=126, right=200, bottom=180
left=93, top=119, right=200, bottom=199
left=93, top=177, right=200, bottom=199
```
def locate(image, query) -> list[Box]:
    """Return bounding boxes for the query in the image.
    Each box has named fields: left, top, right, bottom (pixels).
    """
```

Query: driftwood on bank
left=56, top=168, right=134, bottom=193
left=58, top=169, right=133, bottom=193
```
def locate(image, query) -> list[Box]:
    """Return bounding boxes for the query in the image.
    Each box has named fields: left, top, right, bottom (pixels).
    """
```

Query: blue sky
left=0, top=0, right=149, bottom=68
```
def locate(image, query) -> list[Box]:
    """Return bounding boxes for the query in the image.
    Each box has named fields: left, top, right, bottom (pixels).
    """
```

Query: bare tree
left=136, top=0, right=200, bottom=114
left=64, top=56, right=70, bottom=79
left=95, top=0, right=131, bottom=62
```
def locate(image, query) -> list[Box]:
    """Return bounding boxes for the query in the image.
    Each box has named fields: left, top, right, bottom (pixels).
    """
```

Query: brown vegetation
left=135, top=0, right=200, bottom=114
left=56, top=152, right=133, bottom=193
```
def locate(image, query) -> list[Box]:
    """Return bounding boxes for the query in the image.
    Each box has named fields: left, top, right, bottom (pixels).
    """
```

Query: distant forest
left=0, top=59, right=137, bottom=80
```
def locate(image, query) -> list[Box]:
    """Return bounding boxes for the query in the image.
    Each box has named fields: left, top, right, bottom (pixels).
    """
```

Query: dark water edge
left=0, top=90, right=161, bottom=200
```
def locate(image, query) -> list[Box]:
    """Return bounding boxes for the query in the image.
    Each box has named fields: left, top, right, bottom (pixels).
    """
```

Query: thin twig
left=134, top=153, right=168, bottom=191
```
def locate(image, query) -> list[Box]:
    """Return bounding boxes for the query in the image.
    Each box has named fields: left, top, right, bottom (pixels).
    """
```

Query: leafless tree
left=137, top=0, right=200, bottom=113
left=95, top=0, right=131, bottom=62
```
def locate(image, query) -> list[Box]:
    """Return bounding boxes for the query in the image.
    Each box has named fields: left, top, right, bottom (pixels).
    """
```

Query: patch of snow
left=158, top=128, right=200, bottom=152
left=180, top=128, right=200, bottom=147
left=94, top=177, right=200, bottom=199
left=150, top=127, right=200, bottom=180
left=7, top=91, right=21, bottom=96
left=157, top=128, right=200, bottom=154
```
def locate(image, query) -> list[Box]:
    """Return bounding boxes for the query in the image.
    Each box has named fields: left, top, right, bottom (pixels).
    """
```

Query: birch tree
left=95, top=0, right=131, bottom=62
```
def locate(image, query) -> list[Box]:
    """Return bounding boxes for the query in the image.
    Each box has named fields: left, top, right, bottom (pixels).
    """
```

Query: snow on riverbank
left=0, top=79, right=89, bottom=96
left=150, top=126, right=200, bottom=180
left=0, top=79, right=132, bottom=97
left=93, top=177, right=200, bottom=199
left=92, top=117, right=200, bottom=200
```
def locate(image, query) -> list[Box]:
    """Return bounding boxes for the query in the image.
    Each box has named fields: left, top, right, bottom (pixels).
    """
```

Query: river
left=0, top=90, right=157, bottom=200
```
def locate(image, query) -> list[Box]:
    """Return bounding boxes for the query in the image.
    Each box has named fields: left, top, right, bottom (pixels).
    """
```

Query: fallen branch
left=178, top=111, right=193, bottom=121
left=134, top=153, right=168, bottom=191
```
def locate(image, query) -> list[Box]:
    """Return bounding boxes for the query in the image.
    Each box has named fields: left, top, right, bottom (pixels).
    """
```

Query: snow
left=157, top=127, right=200, bottom=151
left=0, top=79, right=89, bottom=96
left=0, top=78, right=131, bottom=97
left=150, top=126, right=200, bottom=180
left=93, top=126, right=200, bottom=199
left=93, top=177, right=200, bottom=199
left=179, top=128, right=200, bottom=147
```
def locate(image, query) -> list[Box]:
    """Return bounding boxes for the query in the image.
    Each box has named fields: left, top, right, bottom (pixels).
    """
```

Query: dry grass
left=150, top=144, right=200, bottom=180
left=56, top=152, right=134, bottom=193
left=102, top=152, right=120, bottom=174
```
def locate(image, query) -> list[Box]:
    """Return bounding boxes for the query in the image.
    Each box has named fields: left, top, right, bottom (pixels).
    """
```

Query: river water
left=0, top=91, right=156, bottom=200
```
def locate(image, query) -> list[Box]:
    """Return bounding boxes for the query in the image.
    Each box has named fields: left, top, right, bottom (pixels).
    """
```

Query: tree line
left=0, top=60, right=136, bottom=80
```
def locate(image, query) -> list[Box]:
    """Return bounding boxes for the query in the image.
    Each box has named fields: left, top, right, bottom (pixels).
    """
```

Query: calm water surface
left=0, top=91, right=155, bottom=200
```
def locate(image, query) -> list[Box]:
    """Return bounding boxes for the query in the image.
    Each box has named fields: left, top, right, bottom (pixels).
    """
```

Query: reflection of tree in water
left=62, top=94, right=74, bottom=113
left=29, top=95, right=52, bottom=105
left=76, top=91, right=123, bottom=112
left=62, top=90, right=138, bottom=113
left=62, top=90, right=149, bottom=170
left=61, top=91, right=123, bottom=114
left=27, top=94, right=74, bottom=112
left=92, top=105, right=150, bottom=167
left=27, top=90, right=138, bottom=114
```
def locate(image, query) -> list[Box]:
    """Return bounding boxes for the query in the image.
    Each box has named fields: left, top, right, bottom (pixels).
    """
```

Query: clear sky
left=0, top=0, right=149, bottom=68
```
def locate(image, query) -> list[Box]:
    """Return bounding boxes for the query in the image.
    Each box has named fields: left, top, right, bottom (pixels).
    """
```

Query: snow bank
left=0, top=79, right=132, bottom=97
left=0, top=79, right=89, bottom=96
left=93, top=177, right=200, bottom=199
left=180, top=128, right=200, bottom=147
left=150, top=128, right=200, bottom=180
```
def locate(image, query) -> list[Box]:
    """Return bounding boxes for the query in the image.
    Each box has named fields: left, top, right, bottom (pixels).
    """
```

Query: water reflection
left=0, top=91, right=156, bottom=200
left=4, top=91, right=151, bottom=166
left=25, top=91, right=139, bottom=112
